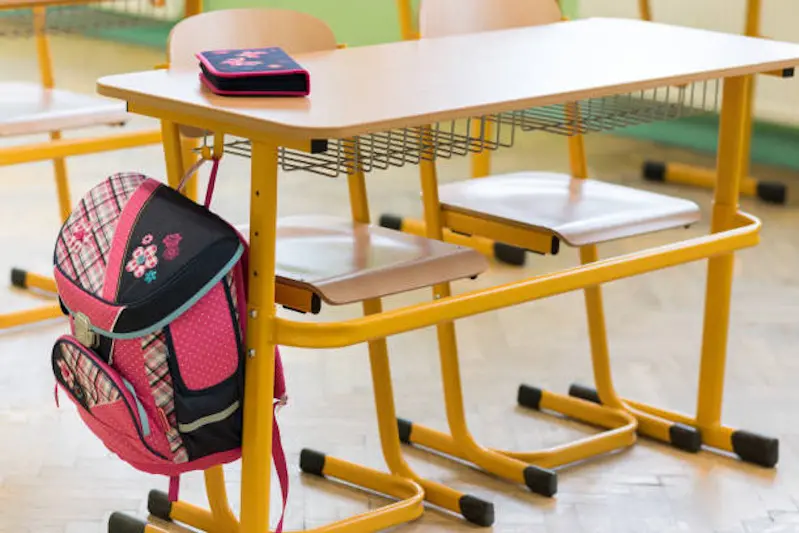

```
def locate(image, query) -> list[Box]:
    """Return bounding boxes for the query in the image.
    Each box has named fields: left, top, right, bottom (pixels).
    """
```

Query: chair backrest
left=418, top=0, right=562, bottom=39
left=168, top=8, right=338, bottom=72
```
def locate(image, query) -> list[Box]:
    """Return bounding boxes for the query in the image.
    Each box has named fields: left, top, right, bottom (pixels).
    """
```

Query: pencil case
left=196, top=47, right=310, bottom=96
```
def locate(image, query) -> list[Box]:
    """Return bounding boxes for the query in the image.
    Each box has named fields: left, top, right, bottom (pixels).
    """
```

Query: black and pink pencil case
left=196, top=47, right=310, bottom=96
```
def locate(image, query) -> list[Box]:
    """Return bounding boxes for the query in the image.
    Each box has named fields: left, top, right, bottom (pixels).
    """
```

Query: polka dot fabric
left=170, top=283, right=240, bottom=391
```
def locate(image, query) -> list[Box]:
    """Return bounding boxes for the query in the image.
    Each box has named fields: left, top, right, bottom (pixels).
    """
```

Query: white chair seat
left=0, top=82, right=130, bottom=137
left=236, top=215, right=488, bottom=305
left=438, top=172, right=702, bottom=247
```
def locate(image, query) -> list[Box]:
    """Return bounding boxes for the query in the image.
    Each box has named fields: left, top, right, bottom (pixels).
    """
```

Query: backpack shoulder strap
left=272, top=403, right=289, bottom=533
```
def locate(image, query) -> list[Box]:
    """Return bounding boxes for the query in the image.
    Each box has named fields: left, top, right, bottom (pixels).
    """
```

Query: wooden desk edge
left=97, top=59, right=799, bottom=141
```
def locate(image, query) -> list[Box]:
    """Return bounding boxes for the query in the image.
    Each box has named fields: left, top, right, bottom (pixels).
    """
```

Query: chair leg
left=379, top=215, right=527, bottom=266
left=2, top=268, right=62, bottom=330
left=518, top=244, right=696, bottom=452
left=399, top=281, right=562, bottom=497
left=0, top=130, right=71, bottom=332
left=641, top=162, right=787, bottom=205
left=378, top=130, right=527, bottom=267
left=138, top=460, right=424, bottom=533
left=361, top=298, right=494, bottom=527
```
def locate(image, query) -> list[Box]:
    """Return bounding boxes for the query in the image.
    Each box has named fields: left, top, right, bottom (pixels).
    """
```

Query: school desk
left=97, top=17, right=799, bottom=533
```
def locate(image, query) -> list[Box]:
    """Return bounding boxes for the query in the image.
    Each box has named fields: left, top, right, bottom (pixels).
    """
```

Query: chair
left=381, top=0, right=531, bottom=267
left=391, top=0, right=705, bottom=493
left=111, top=9, right=498, bottom=533
left=0, top=0, right=202, bottom=331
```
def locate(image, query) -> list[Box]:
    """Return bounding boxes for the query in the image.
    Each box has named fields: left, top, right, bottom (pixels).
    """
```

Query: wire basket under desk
left=212, top=79, right=721, bottom=178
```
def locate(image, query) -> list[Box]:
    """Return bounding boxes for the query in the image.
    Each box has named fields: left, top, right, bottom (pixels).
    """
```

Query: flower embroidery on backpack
left=162, top=233, right=182, bottom=261
left=142, top=234, right=154, bottom=245
left=144, top=270, right=157, bottom=284
left=126, top=244, right=158, bottom=278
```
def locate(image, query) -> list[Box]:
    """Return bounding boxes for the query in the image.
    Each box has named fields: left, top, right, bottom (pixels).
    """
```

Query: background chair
left=0, top=0, right=202, bottom=331
left=392, top=0, right=709, bottom=493
left=381, top=0, right=531, bottom=266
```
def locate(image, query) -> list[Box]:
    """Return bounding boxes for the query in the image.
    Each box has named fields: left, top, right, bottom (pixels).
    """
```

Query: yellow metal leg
left=694, top=76, right=747, bottom=428
left=396, top=0, right=418, bottom=40
left=346, top=170, right=494, bottom=526
left=162, top=120, right=188, bottom=191
left=239, top=139, right=280, bottom=533
left=49, top=131, right=72, bottom=223
left=694, top=74, right=778, bottom=467
left=638, top=0, right=652, bottom=21
left=563, top=76, right=778, bottom=468
left=181, top=135, right=201, bottom=202
left=130, top=458, right=424, bottom=533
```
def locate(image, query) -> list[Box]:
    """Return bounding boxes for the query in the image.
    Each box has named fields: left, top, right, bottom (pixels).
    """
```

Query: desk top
left=98, top=17, right=799, bottom=140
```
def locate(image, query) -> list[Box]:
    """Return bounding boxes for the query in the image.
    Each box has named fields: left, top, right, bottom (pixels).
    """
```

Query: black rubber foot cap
left=10, top=268, right=26, bottom=288
left=378, top=213, right=403, bottom=231
left=642, top=161, right=666, bottom=182
left=669, top=423, right=702, bottom=453
left=493, top=242, right=527, bottom=266
left=108, top=512, right=147, bottom=533
left=523, top=465, right=557, bottom=497
left=757, top=181, right=787, bottom=205
left=397, top=418, right=413, bottom=444
left=568, top=383, right=601, bottom=405
left=300, top=448, right=326, bottom=477
left=732, top=430, right=779, bottom=468
left=517, top=384, right=543, bottom=410
left=147, top=490, right=172, bottom=521
left=458, top=494, right=495, bottom=527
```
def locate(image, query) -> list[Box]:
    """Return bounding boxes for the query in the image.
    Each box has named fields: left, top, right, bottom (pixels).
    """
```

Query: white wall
left=581, top=0, right=799, bottom=126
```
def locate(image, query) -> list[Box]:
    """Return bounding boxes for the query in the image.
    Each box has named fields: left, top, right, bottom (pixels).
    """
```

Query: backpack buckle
left=74, top=312, right=98, bottom=348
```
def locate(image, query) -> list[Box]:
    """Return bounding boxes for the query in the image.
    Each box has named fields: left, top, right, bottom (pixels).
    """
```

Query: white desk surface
left=98, top=17, right=799, bottom=140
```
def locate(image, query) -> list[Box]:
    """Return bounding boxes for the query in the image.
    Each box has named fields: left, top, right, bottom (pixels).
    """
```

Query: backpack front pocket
left=52, top=336, right=172, bottom=472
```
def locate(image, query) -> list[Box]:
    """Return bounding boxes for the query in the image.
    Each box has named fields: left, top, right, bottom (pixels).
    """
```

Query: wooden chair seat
left=438, top=171, right=702, bottom=247
left=0, top=82, right=129, bottom=137
left=237, top=215, right=489, bottom=307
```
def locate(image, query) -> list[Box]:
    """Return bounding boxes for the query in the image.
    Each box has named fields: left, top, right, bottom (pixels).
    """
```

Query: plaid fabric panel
left=55, top=173, right=148, bottom=296
left=59, top=343, right=121, bottom=409
left=141, top=331, right=188, bottom=463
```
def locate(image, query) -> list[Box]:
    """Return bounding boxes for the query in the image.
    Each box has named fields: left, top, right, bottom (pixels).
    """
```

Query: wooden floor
left=2, top=35, right=799, bottom=533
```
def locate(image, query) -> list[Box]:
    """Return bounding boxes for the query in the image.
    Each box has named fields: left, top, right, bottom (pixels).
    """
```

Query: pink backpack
left=51, top=168, right=289, bottom=530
